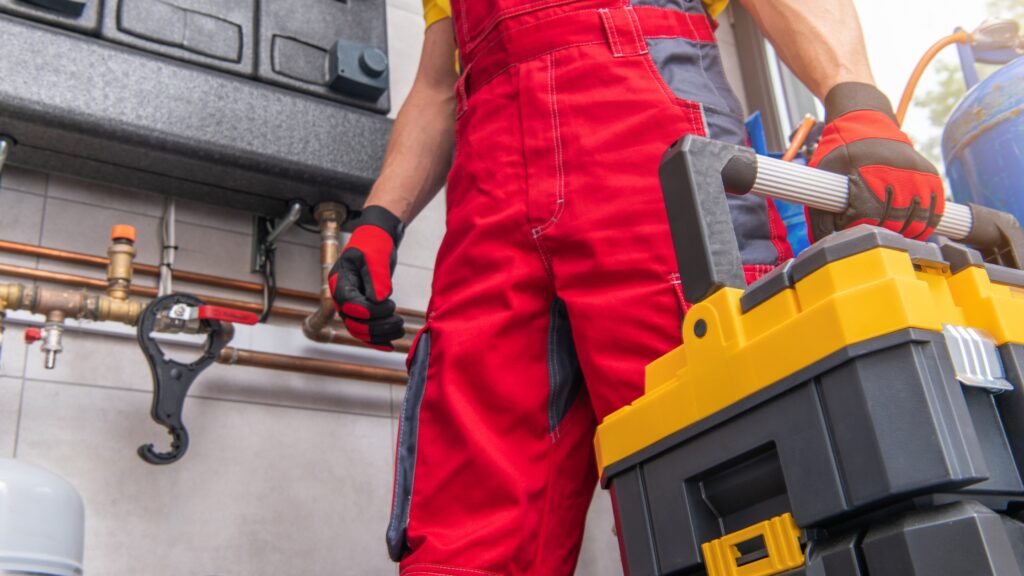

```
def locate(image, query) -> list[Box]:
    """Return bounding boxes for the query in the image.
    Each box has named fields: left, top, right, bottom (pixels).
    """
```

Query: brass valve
left=107, top=224, right=137, bottom=301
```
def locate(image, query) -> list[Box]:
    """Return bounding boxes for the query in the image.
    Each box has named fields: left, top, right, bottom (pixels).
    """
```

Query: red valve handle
left=24, top=328, right=42, bottom=344
left=197, top=305, right=260, bottom=325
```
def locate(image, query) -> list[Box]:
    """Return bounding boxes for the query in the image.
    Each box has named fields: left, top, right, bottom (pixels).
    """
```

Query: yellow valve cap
left=111, top=224, right=136, bottom=243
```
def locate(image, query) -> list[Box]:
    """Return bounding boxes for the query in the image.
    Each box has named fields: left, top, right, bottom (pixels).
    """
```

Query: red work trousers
left=388, top=3, right=790, bottom=575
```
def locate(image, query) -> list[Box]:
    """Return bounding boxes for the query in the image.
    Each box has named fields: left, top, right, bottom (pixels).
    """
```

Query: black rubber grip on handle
left=659, top=136, right=748, bottom=303
left=964, top=203, right=1024, bottom=270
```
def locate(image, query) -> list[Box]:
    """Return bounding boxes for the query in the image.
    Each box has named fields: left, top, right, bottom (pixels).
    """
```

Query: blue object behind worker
left=943, top=54, right=1024, bottom=225
left=745, top=113, right=811, bottom=256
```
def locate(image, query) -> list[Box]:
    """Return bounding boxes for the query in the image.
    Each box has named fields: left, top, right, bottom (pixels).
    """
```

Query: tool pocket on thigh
left=386, top=324, right=431, bottom=562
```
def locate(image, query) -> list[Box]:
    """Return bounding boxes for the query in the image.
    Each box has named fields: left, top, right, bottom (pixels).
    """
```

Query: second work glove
left=808, top=82, right=945, bottom=242
left=329, top=205, right=406, bottom=351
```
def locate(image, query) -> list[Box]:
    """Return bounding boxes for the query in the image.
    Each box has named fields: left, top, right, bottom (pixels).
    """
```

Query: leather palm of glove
left=808, top=82, right=945, bottom=243
left=329, top=205, right=406, bottom=351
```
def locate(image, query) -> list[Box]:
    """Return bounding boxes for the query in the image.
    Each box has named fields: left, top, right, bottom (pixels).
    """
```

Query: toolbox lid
left=741, top=226, right=946, bottom=313
left=789, top=226, right=945, bottom=284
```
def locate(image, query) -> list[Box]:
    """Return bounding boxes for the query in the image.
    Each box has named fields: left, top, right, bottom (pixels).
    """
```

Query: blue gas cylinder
left=942, top=56, right=1024, bottom=222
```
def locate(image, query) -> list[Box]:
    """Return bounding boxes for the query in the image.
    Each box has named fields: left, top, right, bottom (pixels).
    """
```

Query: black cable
left=296, top=222, right=321, bottom=234
left=258, top=219, right=278, bottom=323
left=259, top=246, right=277, bottom=323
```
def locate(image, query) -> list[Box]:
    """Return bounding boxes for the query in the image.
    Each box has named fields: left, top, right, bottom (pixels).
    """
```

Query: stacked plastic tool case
left=597, top=136, right=1024, bottom=576
left=0, top=0, right=393, bottom=215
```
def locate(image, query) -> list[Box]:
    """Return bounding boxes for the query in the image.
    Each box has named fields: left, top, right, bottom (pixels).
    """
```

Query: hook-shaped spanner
left=136, top=293, right=228, bottom=465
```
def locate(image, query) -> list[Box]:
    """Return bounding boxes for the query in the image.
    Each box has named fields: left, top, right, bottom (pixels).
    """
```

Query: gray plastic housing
left=258, top=0, right=390, bottom=112
left=100, top=0, right=256, bottom=75
left=0, top=13, right=392, bottom=217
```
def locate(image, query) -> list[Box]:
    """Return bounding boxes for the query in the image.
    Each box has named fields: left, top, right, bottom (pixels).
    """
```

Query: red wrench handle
left=197, top=305, right=260, bottom=325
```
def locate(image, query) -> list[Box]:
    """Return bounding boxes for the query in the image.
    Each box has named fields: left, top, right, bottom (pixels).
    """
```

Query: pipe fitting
left=41, top=311, right=65, bottom=370
left=92, top=295, right=145, bottom=326
left=0, top=136, right=12, bottom=175
left=303, top=202, right=349, bottom=343
left=0, top=283, right=24, bottom=311
left=32, top=287, right=86, bottom=318
left=107, top=225, right=137, bottom=301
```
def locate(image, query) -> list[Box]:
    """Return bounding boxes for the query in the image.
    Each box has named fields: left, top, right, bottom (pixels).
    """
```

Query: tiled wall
left=0, top=3, right=749, bottom=575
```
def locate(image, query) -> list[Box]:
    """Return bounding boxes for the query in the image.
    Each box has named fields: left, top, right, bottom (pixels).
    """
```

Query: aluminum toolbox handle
left=741, top=154, right=974, bottom=240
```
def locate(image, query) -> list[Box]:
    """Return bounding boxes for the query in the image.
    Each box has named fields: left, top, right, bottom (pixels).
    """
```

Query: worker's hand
left=329, top=205, right=406, bottom=351
left=807, top=82, right=945, bottom=242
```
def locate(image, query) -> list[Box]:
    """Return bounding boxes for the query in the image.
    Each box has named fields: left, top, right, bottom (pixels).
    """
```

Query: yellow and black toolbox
left=597, top=136, right=1024, bottom=576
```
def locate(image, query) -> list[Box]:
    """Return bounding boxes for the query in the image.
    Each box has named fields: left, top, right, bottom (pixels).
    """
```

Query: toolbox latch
left=943, top=324, right=1014, bottom=393
left=701, top=513, right=805, bottom=576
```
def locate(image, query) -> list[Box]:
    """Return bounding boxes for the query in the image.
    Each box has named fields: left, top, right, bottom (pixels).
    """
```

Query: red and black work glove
left=807, top=82, right=945, bottom=243
left=329, top=205, right=406, bottom=351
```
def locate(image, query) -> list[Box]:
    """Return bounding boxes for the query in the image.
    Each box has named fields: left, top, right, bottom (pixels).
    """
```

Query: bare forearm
left=366, top=84, right=455, bottom=221
left=365, top=21, right=458, bottom=222
left=738, top=0, right=874, bottom=100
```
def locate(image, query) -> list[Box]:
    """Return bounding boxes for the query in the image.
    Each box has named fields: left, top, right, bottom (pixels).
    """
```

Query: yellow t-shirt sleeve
left=422, top=0, right=452, bottom=28
left=704, top=0, right=729, bottom=19
left=423, top=0, right=724, bottom=29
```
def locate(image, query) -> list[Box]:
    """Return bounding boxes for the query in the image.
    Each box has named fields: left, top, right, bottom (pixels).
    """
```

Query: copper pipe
left=217, top=347, right=408, bottom=384
left=0, top=239, right=428, bottom=320
left=0, top=263, right=413, bottom=352
left=304, top=203, right=345, bottom=343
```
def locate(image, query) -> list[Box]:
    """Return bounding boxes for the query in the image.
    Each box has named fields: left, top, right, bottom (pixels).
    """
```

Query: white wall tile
left=40, top=198, right=163, bottom=264
left=0, top=165, right=48, bottom=196
left=16, top=381, right=397, bottom=576
left=173, top=221, right=261, bottom=283
left=576, top=487, right=624, bottom=575
left=172, top=198, right=253, bottom=236
left=0, top=188, right=44, bottom=244
left=387, top=0, right=423, bottom=17
left=398, top=189, right=445, bottom=270
left=387, top=6, right=427, bottom=118
left=392, top=263, right=433, bottom=312
left=47, top=173, right=166, bottom=217
left=23, top=330, right=153, bottom=393
left=0, top=325, right=29, bottom=380
left=193, top=362, right=395, bottom=418
left=0, top=377, right=21, bottom=457
left=0, top=188, right=44, bottom=267
left=271, top=239, right=325, bottom=293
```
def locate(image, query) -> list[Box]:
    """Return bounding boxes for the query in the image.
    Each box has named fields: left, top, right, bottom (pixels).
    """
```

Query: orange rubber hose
left=896, top=31, right=972, bottom=126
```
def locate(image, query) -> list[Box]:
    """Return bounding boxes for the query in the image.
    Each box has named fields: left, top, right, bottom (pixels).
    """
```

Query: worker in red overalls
left=328, top=0, right=945, bottom=573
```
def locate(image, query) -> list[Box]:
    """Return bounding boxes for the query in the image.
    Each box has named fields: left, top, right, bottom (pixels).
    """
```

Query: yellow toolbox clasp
left=701, top=513, right=805, bottom=576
